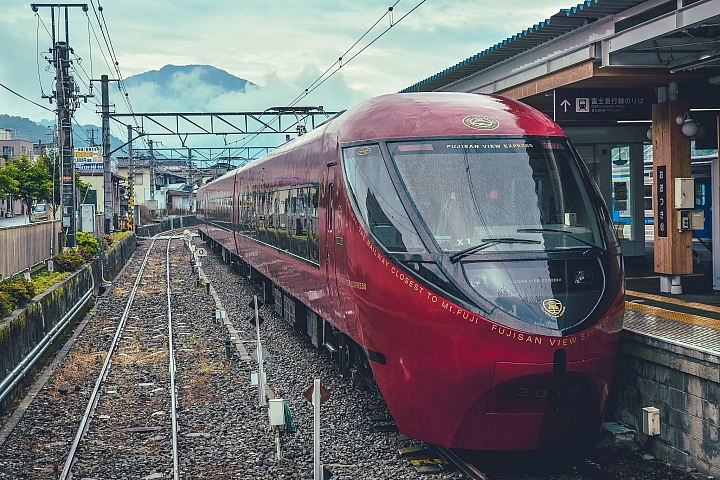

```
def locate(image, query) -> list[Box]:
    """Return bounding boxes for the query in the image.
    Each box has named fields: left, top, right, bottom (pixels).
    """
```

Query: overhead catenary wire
left=290, top=0, right=427, bottom=107
left=285, top=1, right=401, bottom=108
left=226, top=0, right=426, bottom=159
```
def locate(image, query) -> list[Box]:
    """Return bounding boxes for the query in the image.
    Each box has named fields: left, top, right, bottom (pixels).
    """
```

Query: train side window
left=291, top=187, right=309, bottom=259
left=277, top=189, right=291, bottom=251
left=250, top=192, right=258, bottom=238
left=309, top=185, right=320, bottom=262
left=343, top=145, right=426, bottom=253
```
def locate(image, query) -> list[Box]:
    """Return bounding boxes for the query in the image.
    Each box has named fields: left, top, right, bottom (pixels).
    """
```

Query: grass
left=112, top=231, right=133, bottom=242
left=30, top=271, right=71, bottom=296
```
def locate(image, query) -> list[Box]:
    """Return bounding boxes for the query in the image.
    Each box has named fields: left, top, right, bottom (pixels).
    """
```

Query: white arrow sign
left=560, top=99, right=571, bottom=112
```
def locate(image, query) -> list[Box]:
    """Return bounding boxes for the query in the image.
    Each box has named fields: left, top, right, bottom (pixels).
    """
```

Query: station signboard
left=74, top=147, right=103, bottom=171
left=554, top=88, right=653, bottom=122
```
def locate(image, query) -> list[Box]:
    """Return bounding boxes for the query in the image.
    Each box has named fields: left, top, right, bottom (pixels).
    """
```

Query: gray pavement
left=0, top=214, right=31, bottom=228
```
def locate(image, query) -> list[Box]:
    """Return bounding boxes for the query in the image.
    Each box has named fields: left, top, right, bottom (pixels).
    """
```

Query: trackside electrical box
left=268, top=399, right=286, bottom=427
left=674, top=178, right=694, bottom=209
left=642, top=406, right=660, bottom=436
left=678, top=210, right=705, bottom=231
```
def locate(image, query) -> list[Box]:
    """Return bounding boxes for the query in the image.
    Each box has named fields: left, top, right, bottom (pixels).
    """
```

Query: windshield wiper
left=517, top=228, right=604, bottom=251
left=449, top=237, right=541, bottom=263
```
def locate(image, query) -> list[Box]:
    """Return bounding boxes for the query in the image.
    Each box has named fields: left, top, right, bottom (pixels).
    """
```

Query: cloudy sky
left=1, top=0, right=571, bottom=146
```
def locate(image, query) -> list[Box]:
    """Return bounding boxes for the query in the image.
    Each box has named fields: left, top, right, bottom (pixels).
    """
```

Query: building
left=0, top=129, right=38, bottom=217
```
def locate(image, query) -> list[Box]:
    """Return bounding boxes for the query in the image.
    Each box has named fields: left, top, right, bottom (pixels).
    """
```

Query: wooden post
left=652, top=101, right=693, bottom=275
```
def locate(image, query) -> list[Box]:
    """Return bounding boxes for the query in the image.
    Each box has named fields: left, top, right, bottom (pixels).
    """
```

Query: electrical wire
left=84, top=10, right=114, bottom=74
left=290, top=0, right=426, bottom=106
left=225, top=1, right=425, bottom=160
left=36, top=15, right=47, bottom=98
left=286, top=1, right=400, bottom=108
left=0, top=81, right=54, bottom=113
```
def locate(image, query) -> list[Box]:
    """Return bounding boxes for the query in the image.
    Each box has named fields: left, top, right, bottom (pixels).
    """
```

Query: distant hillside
left=0, top=114, right=122, bottom=150
left=124, top=64, right=254, bottom=92
left=0, top=114, right=54, bottom=143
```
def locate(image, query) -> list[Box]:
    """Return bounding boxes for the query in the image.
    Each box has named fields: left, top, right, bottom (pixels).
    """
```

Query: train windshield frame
left=386, top=138, right=605, bottom=256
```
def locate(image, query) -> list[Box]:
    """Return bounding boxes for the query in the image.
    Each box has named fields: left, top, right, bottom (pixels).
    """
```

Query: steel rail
left=0, top=269, right=95, bottom=405
left=166, top=238, right=180, bottom=480
left=59, top=236, right=160, bottom=480
left=435, top=447, right=490, bottom=480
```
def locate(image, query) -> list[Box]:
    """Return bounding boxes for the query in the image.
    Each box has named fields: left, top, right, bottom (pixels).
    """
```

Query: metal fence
left=0, top=221, right=60, bottom=280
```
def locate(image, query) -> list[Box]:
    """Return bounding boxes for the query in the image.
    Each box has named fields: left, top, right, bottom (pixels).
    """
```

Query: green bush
left=0, top=277, right=35, bottom=317
left=52, top=249, right=86, bottom=273
left=0, top=291, right=12, bottom=317
left=0, top=277, right=35, bottom=305
left=76, top=231, right=100, bottom=257
left=101, top=233, right=114, bottom=248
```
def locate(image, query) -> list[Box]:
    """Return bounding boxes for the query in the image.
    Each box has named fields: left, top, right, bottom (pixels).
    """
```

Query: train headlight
left=574, top=270, right=593, bottom=284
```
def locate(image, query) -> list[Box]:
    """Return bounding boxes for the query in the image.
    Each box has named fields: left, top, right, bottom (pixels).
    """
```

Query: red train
left=196, top=93, right=625, bottom=450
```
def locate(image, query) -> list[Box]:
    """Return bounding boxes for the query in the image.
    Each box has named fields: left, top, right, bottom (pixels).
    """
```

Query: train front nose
left=453, top=357, right=607, bottom=450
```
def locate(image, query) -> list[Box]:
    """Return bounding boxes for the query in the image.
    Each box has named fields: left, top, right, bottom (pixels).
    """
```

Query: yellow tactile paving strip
left=626, top=290, right=720, bottom=314
left=625, top=290, right=720, bottom=331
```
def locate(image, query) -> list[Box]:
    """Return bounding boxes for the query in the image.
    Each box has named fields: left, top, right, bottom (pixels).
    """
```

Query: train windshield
left=388, top=139, right=603, bottom=254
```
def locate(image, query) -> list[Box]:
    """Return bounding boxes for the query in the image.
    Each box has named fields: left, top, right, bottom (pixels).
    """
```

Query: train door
left=324, top=162, right=344, bottom=321
left=694, top=177, right=712, bottom=239
left=232, top=175, right=240, bottom=255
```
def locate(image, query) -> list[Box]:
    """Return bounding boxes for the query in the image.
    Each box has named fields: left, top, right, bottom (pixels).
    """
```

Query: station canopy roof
left=401, top=0, right=720, bottom=95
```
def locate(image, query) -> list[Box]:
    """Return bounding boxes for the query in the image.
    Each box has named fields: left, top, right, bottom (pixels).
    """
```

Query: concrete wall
left=135, top=215, right=198, bottom=237
left=0, top=233, right=137, bottom=406
left=613, top=330, right=720, bottom=477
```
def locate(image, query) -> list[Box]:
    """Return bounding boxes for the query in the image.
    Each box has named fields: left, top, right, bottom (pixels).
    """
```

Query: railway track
left=59, top=235, right=183, bottom=479
left=432, top=447, right=624, bottom=480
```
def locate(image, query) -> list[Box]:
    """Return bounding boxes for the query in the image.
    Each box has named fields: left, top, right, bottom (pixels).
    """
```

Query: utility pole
left=187, top=147, right=192, bottom=213
left=32, top=3, right=91, bottom=248
left=149, top=139, right=155, bottom=200
left=57, top=40, right=75, bottom=246
left=101, top=75, right=113, bottom=233
left=127, top=125, right=134, bottom=230
left=86, top=128, right=97, bottom=147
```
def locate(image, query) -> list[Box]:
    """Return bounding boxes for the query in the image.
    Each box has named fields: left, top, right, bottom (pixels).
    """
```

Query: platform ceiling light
left=675, top=113, right=698, bottom=137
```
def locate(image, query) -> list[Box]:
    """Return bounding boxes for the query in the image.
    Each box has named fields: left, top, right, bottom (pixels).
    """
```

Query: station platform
left=615, top=241, right=719, bottom=476
left=623, top=240, right=720, bottom=335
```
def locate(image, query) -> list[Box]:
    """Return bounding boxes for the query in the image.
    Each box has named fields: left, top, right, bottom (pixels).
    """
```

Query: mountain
left=0, top=114, right=54, bottom=143
left=124, top=64, right=254, bottom=92
left=0, top=114, right=123, bottom=151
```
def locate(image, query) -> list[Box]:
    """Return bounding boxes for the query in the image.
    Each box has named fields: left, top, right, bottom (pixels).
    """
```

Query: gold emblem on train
left=358, top=146, right=371, bottom=156
left=541, top=298, right=565, bottom=318
left=462, top=115, right=499, bottom=130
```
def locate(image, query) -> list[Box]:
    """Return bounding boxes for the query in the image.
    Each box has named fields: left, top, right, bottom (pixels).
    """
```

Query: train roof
left=328, top=92, right=567, bottom=142
left=197, top=92, right=568, bottom=193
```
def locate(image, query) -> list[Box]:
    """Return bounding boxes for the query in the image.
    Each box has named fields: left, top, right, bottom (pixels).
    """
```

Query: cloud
left=120, top=64, right=369, bottom=149
left=1, top=0, right=572, bottom=130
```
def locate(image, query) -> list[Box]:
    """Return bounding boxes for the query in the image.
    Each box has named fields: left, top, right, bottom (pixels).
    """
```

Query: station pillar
left=652, top=100, right=692, bottom=293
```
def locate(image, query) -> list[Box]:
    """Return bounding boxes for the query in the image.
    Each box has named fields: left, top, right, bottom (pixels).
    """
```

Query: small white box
left=674, top=178, right=694, bottom=209
left=642, top=406, right=660, bottom=436
left=268, top=399, right=286, bottom=427
left=690, top=210, right=705, bottom=230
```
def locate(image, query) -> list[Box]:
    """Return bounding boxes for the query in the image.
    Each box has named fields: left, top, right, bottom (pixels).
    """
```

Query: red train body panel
left=197, top=93, right=625, bottom=450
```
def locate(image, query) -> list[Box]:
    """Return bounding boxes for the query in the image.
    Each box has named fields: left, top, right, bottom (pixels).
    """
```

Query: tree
left=0, top=161, right=20, bottom=214
left=8, top=153, right=53, bottom=218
